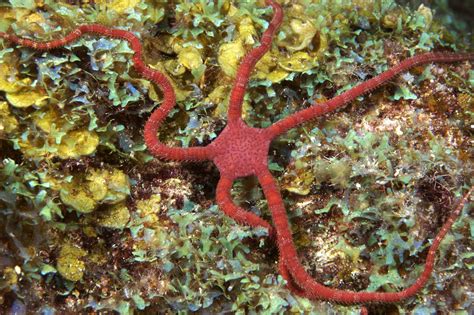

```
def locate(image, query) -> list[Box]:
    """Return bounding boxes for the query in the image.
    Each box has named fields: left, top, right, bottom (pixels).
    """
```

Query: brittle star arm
left=0, top=25, right=215, bottom=162
left=216, top=176, right=275, bottom=238
left=266, top=52, right=474, bottom=138
left=258, top=168, right=473, bottom=304
left=215, top=175, right=306, bottom=298
left=227, top=0, right=283, bottom=125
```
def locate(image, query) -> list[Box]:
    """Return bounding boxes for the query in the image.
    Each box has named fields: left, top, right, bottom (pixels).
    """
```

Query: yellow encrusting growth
left=0, top=101, right=18, bottom=134
left=56, top=244, right=87, bottom=282
left=96, top=202, right=130, bottom=229
left=59, top=168, right=130, bottom=214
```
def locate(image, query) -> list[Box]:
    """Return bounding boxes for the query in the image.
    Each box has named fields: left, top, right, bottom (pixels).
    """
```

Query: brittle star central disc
left=211, top=120, right=271, bottom=178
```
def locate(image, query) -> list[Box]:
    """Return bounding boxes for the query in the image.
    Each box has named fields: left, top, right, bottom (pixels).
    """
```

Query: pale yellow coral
left=278, top=51, right=317, bottom=72
left=0, top=53, right=46, bottom=107
left=56, top=244, right=87, bottom=282
left=281, top=19, right=318, bottom=52
left=23, top=12, right=48, bottom=33
left=57, top=130, right=99, bottom=158
left=313, top=159, right=352, bottom=188
left=132, top=195, right=168, bottom=248
left=136, top=194, right=162, bottom=225
left=0, top=8, right=25, bottom=31
left=94, top=0, right=140, bottom=14
left=266, top=69, right=290, bottom=83
left=59, top=168, right=130, bottom=214
left=282, top=163, right=315, bottom=196
left=207, top=85, right=228, bottom=106
left=60, top=188, right=96, bottom=214
left=97, top=202, right=130, bottom=229
left=218, top=40, right=246, bottom=77
left=2, top=267, right=18, bottom=287
left=32, top=108, right=64, bottom=134
left=209, top=85, right=230, bottom=118
left=0, top=63, right=24, bottom=93
left=382, top=8, right=402, bottom=29
left=255, top=52, right=290, bottom=83
left=0, top=101, right=18, bottom=134
left=238, top=17, right=257, bottom=45
left=86, top=173, right=109, bottom=202
left=18, top=107, right=99, bottom=158
left=92, top=168, right=130, bottom=203
left=6, top=88, right=48, bottom=108
left=164, top=59, right=186, bottom=76
left=17, top=138, right=52, bottom=158
left=178, top=46, right=203, bottom=71
left=146, top=62, right=190, bottom=102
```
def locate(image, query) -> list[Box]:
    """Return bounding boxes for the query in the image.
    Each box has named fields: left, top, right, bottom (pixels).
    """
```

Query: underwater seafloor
left=0, top=0, right=473, bottom=314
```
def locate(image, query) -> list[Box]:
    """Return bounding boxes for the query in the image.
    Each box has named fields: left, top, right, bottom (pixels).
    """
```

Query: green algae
left=313, top=157, right=352, bottom=188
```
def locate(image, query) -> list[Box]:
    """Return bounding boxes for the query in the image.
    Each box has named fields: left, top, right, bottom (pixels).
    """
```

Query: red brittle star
left=1, top=0, right=473, bottom=309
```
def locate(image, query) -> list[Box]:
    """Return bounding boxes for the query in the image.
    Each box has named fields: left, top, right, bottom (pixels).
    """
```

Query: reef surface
left=0, top=0, right=472, bottom=314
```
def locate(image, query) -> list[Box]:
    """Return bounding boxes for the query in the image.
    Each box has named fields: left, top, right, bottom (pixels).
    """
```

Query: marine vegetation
left=0, top=0, right=473, bottom=314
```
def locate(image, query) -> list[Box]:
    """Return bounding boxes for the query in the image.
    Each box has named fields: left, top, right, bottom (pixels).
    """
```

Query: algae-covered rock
left=0, top=63, right=24, bottom=93
left=56, top=244, right=87, bottom=282
left=6, top=88, right=48, bottom=108
left=59, top=168, right=130, bottom=214
left=18, top=127, right=100, bottom=159
left=282, top=161, right=316, bottom=196
left=177, top=46, right=203, bottom=71
left=24, top=106, right=100, bottom=158
left=278, top=18, right=318, bottom=52
left=218, top=40, right=246, bottom=77
left=237, top=17, right=257, bottom=45
left=135, top=194, right=161, bottom=224
left=0, top=101, right=18, bottom=134
left=98, top=168, right=130, bottom=203
left=32, top=108, right=63, bottom=134
left=97, top=202, right=130, bottom=229
left=60, top=188, right=97, bottom=214
left=94, top=0, right=140, bottom=14
left=278, top=51, right=317, bottom=72
left=57, top=130, right=100, bottom=158
left=2, top=267, right=18, bottom=287
left=313, top=158, right=352, bottom=188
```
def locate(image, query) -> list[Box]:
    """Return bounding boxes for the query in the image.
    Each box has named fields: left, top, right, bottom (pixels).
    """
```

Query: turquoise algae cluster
left=0, top=0, right=472, bottom=313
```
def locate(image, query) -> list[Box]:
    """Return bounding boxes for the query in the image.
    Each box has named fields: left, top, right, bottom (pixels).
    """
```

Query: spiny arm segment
left=227, top=0, right=283, bottom=125
left=216, top=176, right=275, bottom=238
left=267, top=52, right=474, bottom=138
left=0, top=25, right=215, bottom=162
left=259, top=166, right=473, bottom=304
